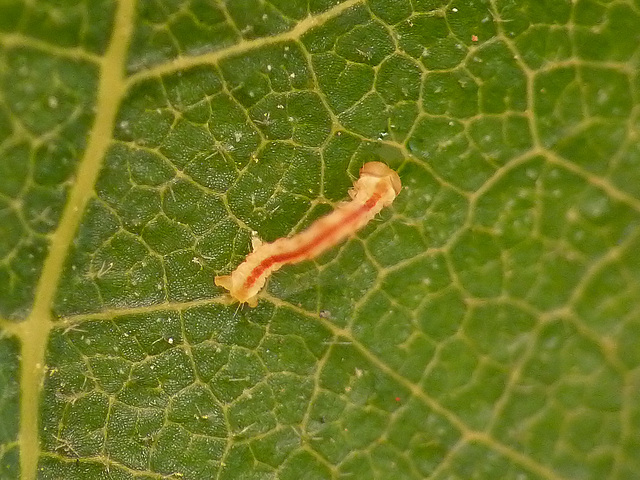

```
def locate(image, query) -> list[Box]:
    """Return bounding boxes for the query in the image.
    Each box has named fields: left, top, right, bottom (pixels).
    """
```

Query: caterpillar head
left=360, top=162, right=402, bottom=195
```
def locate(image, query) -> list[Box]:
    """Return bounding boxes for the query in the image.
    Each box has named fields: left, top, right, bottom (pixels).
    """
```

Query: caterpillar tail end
left=214, top=275, right=233, bottom=291
left=215, top=275, right=260, bottom=308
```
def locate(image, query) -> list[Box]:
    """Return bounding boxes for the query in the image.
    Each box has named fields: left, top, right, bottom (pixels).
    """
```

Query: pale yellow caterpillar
left=215, top=162, right=401, bottom=307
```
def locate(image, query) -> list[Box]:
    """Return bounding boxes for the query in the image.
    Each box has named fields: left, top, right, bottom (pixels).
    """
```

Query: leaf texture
left=1, top=1, right=639, bottom=479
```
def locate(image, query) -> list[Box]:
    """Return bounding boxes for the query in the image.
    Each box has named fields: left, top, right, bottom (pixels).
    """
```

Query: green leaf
left=1, top=1, right=640, bottom=479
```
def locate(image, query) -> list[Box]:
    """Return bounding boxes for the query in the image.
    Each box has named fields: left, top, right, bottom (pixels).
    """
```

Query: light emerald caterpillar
left=215, top=162, right=401, bottom=306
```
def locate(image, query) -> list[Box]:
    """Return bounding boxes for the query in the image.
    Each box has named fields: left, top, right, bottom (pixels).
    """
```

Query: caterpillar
left=215, top=162, right=402, bottom=307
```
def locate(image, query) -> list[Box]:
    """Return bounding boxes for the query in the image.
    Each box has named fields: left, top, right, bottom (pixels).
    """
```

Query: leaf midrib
left=13, top=1, right=135, bottom=478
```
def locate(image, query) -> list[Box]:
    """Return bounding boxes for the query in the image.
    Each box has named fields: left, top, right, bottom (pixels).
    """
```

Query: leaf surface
left=1, top=1, right=639, bottom=479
